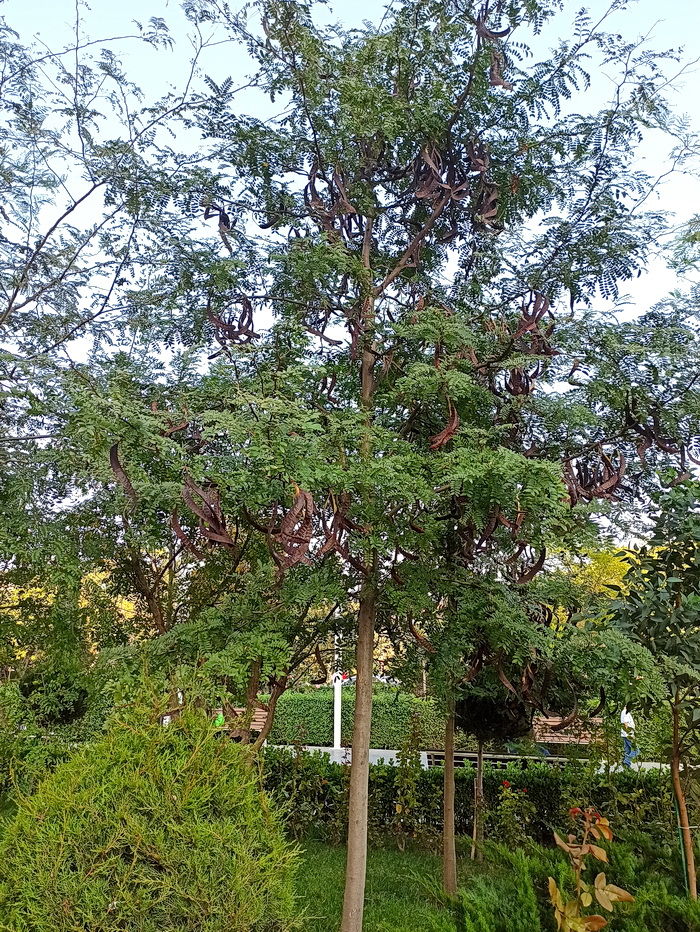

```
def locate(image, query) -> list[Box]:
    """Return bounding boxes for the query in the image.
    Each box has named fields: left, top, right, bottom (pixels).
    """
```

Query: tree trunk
left=128, top=550, right=168, bottom=635
left=340, top=219, right=378, bottom=932
left=443, top=691, right=457, bottom=896
left=340, top=588, right=377, bottom=932
left=672, top=700, right=697, bottom=899
left=239, top=658, right=262, bottom=745
left=471, top=739, right=484, bottom=861
left=251, top=674, right=288, bottom=753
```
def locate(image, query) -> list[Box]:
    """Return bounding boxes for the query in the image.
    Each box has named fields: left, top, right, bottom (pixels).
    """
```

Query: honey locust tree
left=7, top=0, right=700, bottom=929
left=3, top=353, right=345, bottom=746
left=0, top=5, right=259, bottom=667
left=92, top=2, right=700, bottom=929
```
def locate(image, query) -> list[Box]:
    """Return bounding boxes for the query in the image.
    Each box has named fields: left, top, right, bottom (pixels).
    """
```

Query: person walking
left=621, top=706, right=640, bottom=768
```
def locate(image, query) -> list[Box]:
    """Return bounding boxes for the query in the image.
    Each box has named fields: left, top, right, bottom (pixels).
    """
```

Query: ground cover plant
left=296, top=838, right=700, bottom=932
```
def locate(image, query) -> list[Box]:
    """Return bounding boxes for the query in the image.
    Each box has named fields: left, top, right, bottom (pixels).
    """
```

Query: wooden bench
left=160, top=704, right=269, bottom=740
left=425, top=718, right=602, bottom=769
left=214, top=706, right=269, bottom=739
left=533, top=716, right=602, bottom=746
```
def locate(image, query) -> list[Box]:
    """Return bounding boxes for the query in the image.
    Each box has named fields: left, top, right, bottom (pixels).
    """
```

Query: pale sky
left=5, top=0, right=700, bottom=312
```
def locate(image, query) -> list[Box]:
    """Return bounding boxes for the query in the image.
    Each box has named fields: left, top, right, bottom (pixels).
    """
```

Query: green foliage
left=18, top=659, right=89, bottom=726
left=262, top=747, right=350, bottom=845
left=489, top=780, right=537, bottom=849
left=0, top=685, right=26, bottom=796
left=388, top=712, right=434, bottom=849
left=612, top=481, right=700, bottom=678
left=620, top=880, right=700, bottom=932
left=609, top=479, right=700, bottom=895
left=456, top=842, right=699, bottom=932
left=294, top=839, right=700, bottom=932
left=3, top=4, right=700, bottom=923
left=0, top=702, right=298, bottom=932
left=4, top=0, right=696, bottom=694
left=0, top=678, right=112, bottom=798
left=267, top=687, right=446, bottom=750
left=262, top=749, right=673, bottom=847
left=624, top=704, right=672, bottom=763
left=549, top=807, right=635, bottom=932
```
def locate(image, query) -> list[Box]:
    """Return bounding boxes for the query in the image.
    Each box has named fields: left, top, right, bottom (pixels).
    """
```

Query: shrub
left=547, top=807, right=635, bottom=931
left=387, top=714, right=437, bottom=849
left=459, top=852, right=542, bottom=932
left=457, top=843, right=697, bottom=932
left=489, top=781, right=536, bottom=848
left=0, top=703, right=297, bottom=932
left=621, top=879, right=700, bottom=932
left=0, top=685, right=27, bottom=795
left=263, top=749, right=674, bottom=848
left=262, top=746, right=350, bottom=845
left=0, top=678, right=112, bottom=799
left=18, top=661, right=89, bottom=726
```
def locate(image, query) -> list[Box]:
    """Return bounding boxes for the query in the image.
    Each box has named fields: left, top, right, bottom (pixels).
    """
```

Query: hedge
left=262, top=747, right=675, bottom=848
left=267, top=688, right=670, bottom=763
left=267, top=687, right=447, bottom=749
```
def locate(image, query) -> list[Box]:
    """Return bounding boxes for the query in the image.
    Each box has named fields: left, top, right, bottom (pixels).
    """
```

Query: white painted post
left=333, top=633, right=342, bottom=749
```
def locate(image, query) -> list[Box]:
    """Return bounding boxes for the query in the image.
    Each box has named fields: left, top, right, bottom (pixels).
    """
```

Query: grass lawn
left=296, top=842, right=457, bottom=932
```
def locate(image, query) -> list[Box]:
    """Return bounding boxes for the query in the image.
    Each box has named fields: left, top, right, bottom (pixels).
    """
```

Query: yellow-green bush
left=0, top=704, right=297, bottom=932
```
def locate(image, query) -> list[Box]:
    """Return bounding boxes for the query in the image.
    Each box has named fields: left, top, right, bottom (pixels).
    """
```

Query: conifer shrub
left=0, top=702, right=297, bottom=932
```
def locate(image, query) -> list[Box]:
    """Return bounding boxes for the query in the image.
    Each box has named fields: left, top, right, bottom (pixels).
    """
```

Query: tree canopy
left=2, top=0, right=700, bottom=927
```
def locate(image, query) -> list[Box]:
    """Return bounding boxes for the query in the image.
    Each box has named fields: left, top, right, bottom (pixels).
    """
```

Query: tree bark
left=340, top=587, right=377, bottom=932
left=443, top=691, right=457, bottom=895
left=131, top=555, right=167, bottom=635
left=238, top=657, right=262, bottom=745
left=671, top=700, right=697, bottom=899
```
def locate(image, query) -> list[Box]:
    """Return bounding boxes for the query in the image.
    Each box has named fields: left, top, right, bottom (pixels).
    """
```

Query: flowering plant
left=490, top=779, right=535, bottom=848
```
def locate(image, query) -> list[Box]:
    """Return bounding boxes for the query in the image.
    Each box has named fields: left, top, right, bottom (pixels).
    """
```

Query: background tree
left=610, top=478, right=700, bottom=901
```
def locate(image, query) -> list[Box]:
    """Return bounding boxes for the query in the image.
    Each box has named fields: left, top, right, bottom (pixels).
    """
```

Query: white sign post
left=333, top=633, right=342, bottom=749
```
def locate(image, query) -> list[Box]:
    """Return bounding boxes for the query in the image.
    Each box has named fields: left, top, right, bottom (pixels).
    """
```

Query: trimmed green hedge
left=267, top=689, right=669, bottom=763
left=262, top=747, right=675, bottom=847
left=267, top=687, right=447, bottom=749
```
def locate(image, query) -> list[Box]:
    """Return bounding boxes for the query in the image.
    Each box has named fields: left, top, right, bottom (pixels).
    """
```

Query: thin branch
left=0, top=181, right=107, bottom=328
left=0, top=434, right=57, bottom=442
left=374, top=193, right=451, bottom=297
